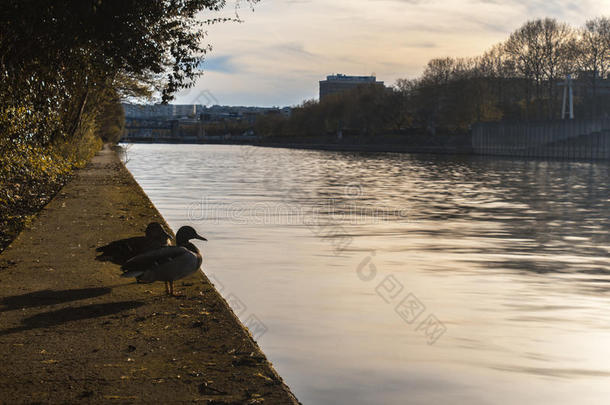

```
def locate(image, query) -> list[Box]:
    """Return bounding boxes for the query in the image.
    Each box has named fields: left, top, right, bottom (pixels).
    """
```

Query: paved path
left=0, top=145, right=299, bottom=404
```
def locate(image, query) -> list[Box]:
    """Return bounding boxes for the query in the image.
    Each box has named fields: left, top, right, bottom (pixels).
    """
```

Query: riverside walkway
left=0, top=145, right=299, bottom=404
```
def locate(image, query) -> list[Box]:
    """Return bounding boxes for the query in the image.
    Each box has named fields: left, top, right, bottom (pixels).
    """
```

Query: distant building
left=200, top=105, right=292, bottom=123
left=123, top=103, right=292, bottom=122
left=319, top=74, right=385, bottom=100
left=122, top=104, right=201, bottom=120
left=121, top=103, right=291, bottom=142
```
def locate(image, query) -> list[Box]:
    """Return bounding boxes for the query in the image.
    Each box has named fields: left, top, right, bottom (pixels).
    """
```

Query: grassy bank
left=0, top=137, right=102, bottom=252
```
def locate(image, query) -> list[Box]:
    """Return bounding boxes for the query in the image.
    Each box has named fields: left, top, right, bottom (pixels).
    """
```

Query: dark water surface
left=125, top=143, right=610, bottom=404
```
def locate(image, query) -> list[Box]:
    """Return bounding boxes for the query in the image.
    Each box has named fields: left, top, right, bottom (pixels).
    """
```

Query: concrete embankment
left=0, top=145, right=299, bottom=404
left=125, top=119, right=610, bottom=161
left=472, top=119, right=610, bottom=159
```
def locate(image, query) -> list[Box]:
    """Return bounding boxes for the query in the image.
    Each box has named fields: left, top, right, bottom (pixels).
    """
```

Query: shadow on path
left=0, top=287, right=112, bottom=312
left=0, top=301, right=145, bottom=336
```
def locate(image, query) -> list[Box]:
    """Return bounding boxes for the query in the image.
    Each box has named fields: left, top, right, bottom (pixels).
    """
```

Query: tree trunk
left=70, top=88, right=89, bottom=139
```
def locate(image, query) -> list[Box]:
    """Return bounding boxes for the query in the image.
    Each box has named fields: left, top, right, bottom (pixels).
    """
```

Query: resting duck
left=121, top=226, right=207, bottom=295
left=96, top=222, right=171, bottom=265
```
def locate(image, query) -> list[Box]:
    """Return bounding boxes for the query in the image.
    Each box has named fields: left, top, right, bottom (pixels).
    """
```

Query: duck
left=96, top=222, right=172, bottom=265
left=121, top=226, right=207, bottom=295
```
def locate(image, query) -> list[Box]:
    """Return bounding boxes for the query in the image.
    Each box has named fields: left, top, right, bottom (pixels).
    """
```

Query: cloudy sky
left=174, top=0, right=610, bottom=107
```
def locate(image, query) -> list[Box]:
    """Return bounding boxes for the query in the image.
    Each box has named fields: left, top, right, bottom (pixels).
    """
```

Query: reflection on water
left=125, top=144, right=610, bottom=405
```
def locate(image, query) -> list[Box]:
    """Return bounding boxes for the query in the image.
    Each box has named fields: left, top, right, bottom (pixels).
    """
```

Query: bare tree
left=503, top=18, right=575, bottom=119
left=576, top=17, right=610, bottom=116
left=422, top=57, right=456, bottom=85
left=540, top=19, right=576, bottom=118
left=504, top=20, right=545, bottom=118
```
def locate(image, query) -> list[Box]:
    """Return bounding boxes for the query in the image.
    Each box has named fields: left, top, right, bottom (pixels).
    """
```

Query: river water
left=124, top=143, right=609, bottom=405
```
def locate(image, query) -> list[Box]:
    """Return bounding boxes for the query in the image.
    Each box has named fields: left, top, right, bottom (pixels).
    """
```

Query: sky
left=173, top=0, right=610, bottom=107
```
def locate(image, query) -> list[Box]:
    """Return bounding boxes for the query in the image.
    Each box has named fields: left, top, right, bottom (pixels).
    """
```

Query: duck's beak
left=195, top=234, right=208, bottom=241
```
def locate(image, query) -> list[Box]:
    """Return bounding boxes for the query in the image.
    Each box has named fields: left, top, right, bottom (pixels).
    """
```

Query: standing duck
left=96, top=222, right=171, bottom=265
left=121, top=226, right=207, bottom=295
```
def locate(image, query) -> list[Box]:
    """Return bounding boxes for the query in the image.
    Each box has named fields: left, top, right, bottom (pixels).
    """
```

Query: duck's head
left=176, top=226, right=207, bottom=245
left=145, top=222, right=172, bottom=242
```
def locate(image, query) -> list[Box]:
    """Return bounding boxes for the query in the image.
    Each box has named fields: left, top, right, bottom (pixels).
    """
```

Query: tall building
left=319, top=74, right=384, bottom=100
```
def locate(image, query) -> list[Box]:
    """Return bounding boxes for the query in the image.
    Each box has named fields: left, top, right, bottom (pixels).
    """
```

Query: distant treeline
left=0, top=0, right=255, bottom=250
left=255, top=17, right=610, bottom=139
